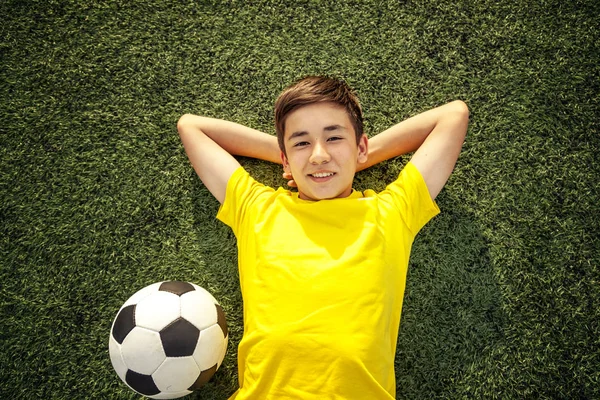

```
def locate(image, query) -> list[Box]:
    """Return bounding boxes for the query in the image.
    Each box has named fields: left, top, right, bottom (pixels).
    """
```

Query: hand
left=283, top=172, right=297, bottom=188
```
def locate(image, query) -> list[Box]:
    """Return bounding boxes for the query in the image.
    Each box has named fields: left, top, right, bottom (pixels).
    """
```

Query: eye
left=293, top=141, right=310, bottom=147
left=327, top=136, right=343, bottom=142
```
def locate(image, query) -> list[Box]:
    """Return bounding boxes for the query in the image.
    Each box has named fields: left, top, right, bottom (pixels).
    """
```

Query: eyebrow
left=287, top=125, right=345, bottom=141
left=288, top=131, right=308, bottom=141
left=324, top=124, right=344, bottom=131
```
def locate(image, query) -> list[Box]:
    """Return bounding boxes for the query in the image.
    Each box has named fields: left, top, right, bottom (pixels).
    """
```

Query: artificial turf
left=1, top=0, right=599, bottom=398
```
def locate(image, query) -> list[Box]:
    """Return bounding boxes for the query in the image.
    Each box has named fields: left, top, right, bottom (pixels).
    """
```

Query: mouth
left=309, top=172, right=335, bottom=178
left=308, top=171, right=336, bottom=182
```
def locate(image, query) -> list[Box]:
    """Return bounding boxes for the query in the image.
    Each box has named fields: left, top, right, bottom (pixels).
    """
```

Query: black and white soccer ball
left=109, top=281, right=228, bottom=399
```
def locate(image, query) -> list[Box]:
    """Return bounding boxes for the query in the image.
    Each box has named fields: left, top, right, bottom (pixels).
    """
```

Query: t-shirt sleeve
left=216, top=166, right=273, bottom=235
left=382, top=161, right=440, bottom=235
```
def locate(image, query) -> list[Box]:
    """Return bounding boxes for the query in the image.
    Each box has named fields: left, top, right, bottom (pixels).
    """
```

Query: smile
left=309, top=172, right=335, bottom=178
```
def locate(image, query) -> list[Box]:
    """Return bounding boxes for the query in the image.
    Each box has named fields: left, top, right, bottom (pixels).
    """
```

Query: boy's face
left=280, top=102, right=368, bottom=201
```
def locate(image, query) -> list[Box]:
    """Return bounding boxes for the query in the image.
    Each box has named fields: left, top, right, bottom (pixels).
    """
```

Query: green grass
left=2, top=0, right=599, bottom=398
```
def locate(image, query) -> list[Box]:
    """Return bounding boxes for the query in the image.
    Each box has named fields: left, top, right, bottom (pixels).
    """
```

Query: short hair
left=274, top=76, right=364, bottom=154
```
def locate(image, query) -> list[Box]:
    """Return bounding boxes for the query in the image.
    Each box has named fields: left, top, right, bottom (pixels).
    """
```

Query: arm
left=177, top=114, right=281, bottom=203
left=363, top=100, right=469, bottom=200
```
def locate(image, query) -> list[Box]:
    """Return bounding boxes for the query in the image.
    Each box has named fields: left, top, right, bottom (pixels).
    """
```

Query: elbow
left=177, top=114, right=208, bottom=139
left=451, top=100, right=469, bottom=138
left=177, top=114, right=194, bottom=135
left=451, top=100, right=470, bottom=118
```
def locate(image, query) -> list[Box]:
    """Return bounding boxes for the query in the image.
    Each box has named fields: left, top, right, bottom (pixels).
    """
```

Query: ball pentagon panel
left=215, top=304, right=229, bottom=338
left=111, top=304, right=136, bottom=344
left=125, top=369, right=160, bottom=397
left=158, top=280, right=195, bottom=296
left=160, top=317, right=200, bottom=357
left=190, top=364, right=219, bottom=390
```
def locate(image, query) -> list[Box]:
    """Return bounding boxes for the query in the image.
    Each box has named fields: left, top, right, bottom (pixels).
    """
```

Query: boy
left=177, top=76, right=469, bottom=399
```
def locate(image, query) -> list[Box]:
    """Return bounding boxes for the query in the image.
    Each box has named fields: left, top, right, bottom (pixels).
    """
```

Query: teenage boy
left=177, top=76, right=469, bottom=399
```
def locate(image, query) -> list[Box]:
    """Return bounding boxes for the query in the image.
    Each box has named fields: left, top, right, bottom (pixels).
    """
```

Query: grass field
left=1, top=0, right=599, bottom=398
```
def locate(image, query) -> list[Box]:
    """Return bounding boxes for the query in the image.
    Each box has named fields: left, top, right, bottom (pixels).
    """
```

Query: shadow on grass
left=396, top=190, right=506, bottom=398
left=181, top=175, right=240, bottom=400
left=187, top=159, right=298, bottom=399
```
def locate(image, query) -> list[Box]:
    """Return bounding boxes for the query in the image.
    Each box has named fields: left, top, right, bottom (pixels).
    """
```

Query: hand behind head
left=283, top=172, right=297, bottom=188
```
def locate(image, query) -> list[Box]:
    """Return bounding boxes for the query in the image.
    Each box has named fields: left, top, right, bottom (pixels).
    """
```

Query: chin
left=299, top=190, right=347, bottom=201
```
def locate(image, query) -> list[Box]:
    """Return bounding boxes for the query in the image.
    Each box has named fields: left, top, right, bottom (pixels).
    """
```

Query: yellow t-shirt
left=217, top=162, right=439, bottom=399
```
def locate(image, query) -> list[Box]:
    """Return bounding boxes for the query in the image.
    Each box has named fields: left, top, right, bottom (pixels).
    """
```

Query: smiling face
left=280, top=102, right=368, bottom=201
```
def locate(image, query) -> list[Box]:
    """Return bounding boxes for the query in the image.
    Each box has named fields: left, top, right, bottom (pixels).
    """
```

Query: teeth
left=312, top=172, right=334, bottom=178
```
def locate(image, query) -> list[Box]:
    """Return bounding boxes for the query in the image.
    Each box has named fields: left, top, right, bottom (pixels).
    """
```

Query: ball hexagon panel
left=108, top=334, right=128, bottom=380
left=160, top=318, right=200, bottom=357
left=180, top=291, right=219, bottom=331
left=153, top=356, right=199, bottom=393
left=218, top=335, right=229, bottom=369
left=136, top=291, right=181, bottom=331
left=151, top=389, right=194, bottom=400
left=190, top=283, right=219, bottom=303
left=193, top=324, right=226, bottom=371
left=122, top=282, right=162, bottom=308
left=121, top=327, right=166, bottom=375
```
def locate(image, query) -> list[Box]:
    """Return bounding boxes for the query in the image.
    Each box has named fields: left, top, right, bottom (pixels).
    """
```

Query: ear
left=280, top=151, right=291, bottom=173
left=356, top=134, right=368, bottom=164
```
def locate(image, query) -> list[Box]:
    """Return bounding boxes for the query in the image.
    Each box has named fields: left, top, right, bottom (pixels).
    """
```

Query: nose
left=309, top=141, right=331, bottom=164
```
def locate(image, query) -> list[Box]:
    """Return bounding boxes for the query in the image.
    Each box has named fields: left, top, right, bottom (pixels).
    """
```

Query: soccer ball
left=108, top=281, right=228, bottom=399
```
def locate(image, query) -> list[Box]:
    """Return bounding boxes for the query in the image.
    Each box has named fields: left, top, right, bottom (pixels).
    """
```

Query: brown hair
left=274, top=76, right=364, bottom=154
